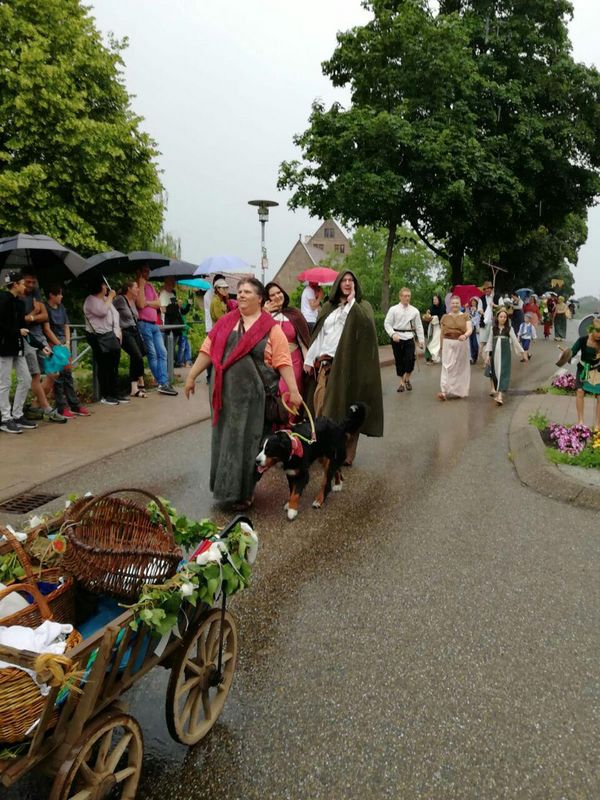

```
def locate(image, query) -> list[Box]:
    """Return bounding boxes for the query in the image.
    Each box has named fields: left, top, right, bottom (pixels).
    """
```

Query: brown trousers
left=313, top=359, right=360, bottom=465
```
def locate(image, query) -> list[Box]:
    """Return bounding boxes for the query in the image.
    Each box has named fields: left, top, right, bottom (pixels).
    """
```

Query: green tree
left=321, top=225, right=446, bottom=311
left=279, top=0, right=600, bottom=295
left=151, top=230, right=182, bottom=259
left=0, top=0, right=164, bottom=254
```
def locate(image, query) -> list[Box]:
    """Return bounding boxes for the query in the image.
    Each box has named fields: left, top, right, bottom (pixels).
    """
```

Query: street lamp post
left=248, top=199, right=278, bottom=285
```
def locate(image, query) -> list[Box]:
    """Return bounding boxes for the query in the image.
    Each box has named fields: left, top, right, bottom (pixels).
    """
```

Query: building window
left=324, top=227, right=335, bottom=238
left=314, top=243, right=324, bottom=250
left=334, top=244, right=345, bottom=253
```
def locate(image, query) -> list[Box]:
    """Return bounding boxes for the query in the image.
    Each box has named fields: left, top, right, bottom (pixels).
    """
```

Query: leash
left=280, top=393, right=317, bottom=445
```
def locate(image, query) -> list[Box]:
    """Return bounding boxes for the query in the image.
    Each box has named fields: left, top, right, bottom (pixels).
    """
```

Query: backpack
left=164, top=297, right=184, bottom=326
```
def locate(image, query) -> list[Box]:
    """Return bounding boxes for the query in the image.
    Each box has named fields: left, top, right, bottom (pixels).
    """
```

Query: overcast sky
left=90, top=0, right=599, bottom=297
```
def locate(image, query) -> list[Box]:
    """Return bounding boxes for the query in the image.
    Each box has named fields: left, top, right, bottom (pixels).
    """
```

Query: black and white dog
left=255, top=403, right=366, bottom=520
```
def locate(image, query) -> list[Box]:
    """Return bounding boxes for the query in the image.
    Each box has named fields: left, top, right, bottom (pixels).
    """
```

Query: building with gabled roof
left=272, top=219, right=351, bottom=294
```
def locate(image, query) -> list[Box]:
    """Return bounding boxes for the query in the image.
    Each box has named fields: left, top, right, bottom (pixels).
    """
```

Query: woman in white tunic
left=485, top=308, right=527, bottom=406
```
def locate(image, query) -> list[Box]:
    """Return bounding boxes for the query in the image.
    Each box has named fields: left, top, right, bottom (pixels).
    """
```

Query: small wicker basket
left=0, top=585, right=81, bottom=744
left=62, top=489, right=183, bottom=601
left=0, top=528, right=74, bottom=628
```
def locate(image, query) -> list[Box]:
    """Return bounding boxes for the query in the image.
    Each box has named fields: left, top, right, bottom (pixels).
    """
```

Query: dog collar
left=282, top=430, right=304, bottom=459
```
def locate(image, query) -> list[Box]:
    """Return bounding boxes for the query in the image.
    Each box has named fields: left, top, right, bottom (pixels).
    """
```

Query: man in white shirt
left=300, top=281, right=323, bottom=331
left=478, top=281, right=496, bottom=360
left=384, top=288, right=425, bottom=392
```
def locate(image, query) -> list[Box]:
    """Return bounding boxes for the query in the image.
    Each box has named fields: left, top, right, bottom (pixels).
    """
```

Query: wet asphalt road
left=5, top=329, right=599, bottom=800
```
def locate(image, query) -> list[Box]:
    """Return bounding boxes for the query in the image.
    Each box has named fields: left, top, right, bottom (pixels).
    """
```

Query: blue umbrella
left=177, top=278, right=211, bottom=290
left=194, top=255, right=250, bottom=276
left=515, top=287, right=535, bottom=300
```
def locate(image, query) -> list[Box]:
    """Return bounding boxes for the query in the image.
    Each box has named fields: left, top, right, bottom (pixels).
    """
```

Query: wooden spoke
left=94, top=731, right=112, bottom=772
left=77, top=762, right=96, bottom=786
left=50, top=711, right=143, bottom=800
left=165, top=609, right=238, bottom=745
left=175, top=673, right=204, bottom=700
left=68, top=791, right=92, bottom=800
left=105, top=731, right=133, bottom=773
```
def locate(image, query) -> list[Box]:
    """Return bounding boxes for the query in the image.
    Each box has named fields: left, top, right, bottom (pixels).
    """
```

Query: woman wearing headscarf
left=264, top=281, right=310, bottom=396
left=553, top=296, right=568, bottom=341
left=304, top=270, right=383, bottom=465
left=437, top=295, right=473, bottom=401
left=423, top=293, right=444, bottom=364
left=184, top=278, right=302, bottom=509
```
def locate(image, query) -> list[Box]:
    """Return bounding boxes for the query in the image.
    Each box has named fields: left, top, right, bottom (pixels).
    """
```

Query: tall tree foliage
left=321, top=225, right=446, bottom=311
left=0, top=0, right=164, bottom=254
left=279, top=0, right=600, bottom=300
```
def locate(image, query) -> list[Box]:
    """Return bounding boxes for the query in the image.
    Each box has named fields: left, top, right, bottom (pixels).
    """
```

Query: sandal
left=437, top=392, right=447, bottom=401
left=397, top=384, right=405, bottom=392
left=131, top=388, right=147, bottom=398
left=405, top=380, right=412, bottom=391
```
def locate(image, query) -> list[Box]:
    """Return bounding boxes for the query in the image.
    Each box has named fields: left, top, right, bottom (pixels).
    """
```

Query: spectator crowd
left=0, top=266, right=197, bottom=434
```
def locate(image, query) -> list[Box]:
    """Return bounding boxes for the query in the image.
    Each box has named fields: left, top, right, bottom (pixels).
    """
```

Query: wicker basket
left=0, top=592, right=81, bottom=745
left=0, top=528, right=74, bottom=628
left=62, top=489, right=183, bottom=601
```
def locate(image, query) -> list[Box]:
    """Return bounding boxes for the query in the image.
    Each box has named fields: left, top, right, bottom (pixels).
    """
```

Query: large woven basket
left=0, top=585, right=81, bottom=744
left=62, top=489, right=183, bottom=601
left=0, top=528, right=74, bottom=628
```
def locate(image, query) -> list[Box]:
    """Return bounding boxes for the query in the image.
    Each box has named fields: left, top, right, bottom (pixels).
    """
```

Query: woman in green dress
left=484, top=308, right=527, bottom=406
left=557, top=318, right=600, bottom=428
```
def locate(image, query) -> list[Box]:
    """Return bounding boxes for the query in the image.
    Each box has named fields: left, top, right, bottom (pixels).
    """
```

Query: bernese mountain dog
left=255, top=403, right=366, bottom=520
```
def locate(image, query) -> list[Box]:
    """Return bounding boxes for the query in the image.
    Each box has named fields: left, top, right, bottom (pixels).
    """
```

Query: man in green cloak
left=304, top=270, right=384, bottom=465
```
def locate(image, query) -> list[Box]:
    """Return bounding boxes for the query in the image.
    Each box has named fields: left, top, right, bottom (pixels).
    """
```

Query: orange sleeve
left=200, top=336, right=212, bottom=356
left=265, top=326, right=292, bottom=370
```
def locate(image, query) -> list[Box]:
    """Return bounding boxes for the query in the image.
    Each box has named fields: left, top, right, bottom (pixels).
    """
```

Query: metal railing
left=70, top=323, right=194, bottom=400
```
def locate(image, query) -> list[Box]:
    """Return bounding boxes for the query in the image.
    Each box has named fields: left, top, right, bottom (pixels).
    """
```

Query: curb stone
left=509, top=396, right=600, bottom=512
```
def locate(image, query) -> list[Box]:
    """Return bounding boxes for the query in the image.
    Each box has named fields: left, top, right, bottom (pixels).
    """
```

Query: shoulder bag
left=84, top=308, right=121, bottom=354
left=249, top=352, right=289, bottom=425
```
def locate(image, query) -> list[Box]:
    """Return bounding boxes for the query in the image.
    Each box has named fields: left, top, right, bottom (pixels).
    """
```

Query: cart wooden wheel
left=166, top=608, right=238, bottom=745
left=49, top=711, right=143, bottom=800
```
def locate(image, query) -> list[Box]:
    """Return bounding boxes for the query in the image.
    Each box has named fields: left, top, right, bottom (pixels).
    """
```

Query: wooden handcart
left=0, top=517, right=243, bottom=800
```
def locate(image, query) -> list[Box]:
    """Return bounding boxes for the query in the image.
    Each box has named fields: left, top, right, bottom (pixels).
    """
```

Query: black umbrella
left=75, top=250, right=132, bottom=288
left=127, top=250, right=171, bottom=269
left=85, top=250, right=130, bottom=271
left=0, top=234, right=87, bottom=285
left=149, top=260, right=198, bottom=280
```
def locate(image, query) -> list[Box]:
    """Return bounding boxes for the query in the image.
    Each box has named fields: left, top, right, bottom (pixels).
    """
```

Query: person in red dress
left=264, top=282, right=310, bottom=397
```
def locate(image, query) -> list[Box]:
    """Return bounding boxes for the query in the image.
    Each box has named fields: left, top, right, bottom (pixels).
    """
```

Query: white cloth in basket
left=0, top=620, right=74, bottom=695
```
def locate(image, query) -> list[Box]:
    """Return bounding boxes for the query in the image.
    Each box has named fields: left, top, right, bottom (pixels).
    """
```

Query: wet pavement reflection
left=5, top=329, right=599, bottom=800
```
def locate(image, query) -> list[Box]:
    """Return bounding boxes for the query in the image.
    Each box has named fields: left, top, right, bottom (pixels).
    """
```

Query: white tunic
left=304, top=299, right=355, bottom=365
left=383, top=303, right=425, bottom=345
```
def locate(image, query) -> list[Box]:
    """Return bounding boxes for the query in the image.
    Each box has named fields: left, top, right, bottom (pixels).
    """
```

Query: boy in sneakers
left=0, top=271, right=37, bottom=434
left=42, top=286, right=90, bottom=419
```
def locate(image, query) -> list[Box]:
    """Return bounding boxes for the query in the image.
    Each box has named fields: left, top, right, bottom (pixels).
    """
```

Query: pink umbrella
left=451, top=284, right=483, bottom=307
left=297, top=267, right=339, bottom=284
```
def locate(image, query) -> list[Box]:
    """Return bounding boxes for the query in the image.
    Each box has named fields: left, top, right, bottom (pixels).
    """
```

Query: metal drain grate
left=0, top=492, right=60, bottom=514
